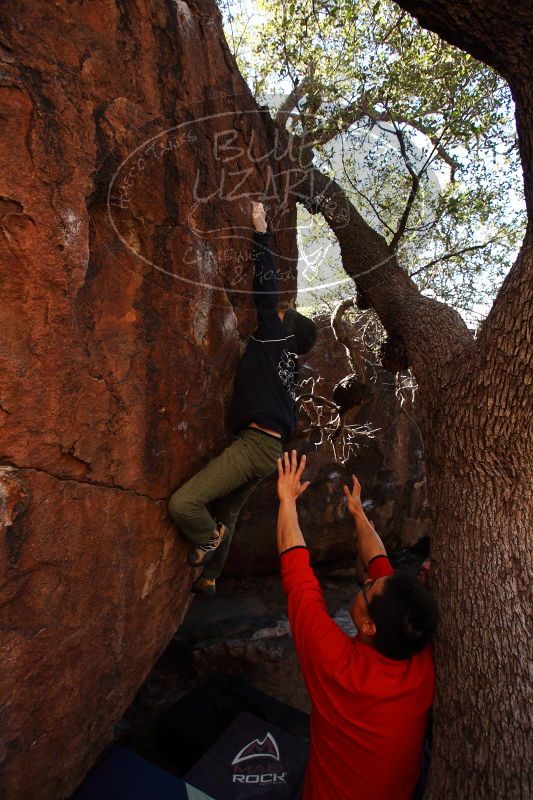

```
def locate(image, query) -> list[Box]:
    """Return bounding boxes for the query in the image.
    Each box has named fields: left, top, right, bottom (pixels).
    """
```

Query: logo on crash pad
left=232, top=732, right=280, bottom=765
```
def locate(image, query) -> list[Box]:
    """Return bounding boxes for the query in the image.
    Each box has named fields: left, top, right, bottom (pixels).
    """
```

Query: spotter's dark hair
left=368, top=571, right=439, bottom=660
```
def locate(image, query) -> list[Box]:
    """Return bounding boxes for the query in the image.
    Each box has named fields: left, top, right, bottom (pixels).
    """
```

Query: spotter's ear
left=361, top=618, right=377, bottom=638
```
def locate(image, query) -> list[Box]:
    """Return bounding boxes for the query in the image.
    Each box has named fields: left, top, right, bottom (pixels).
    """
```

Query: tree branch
left=306, top=99, right=461, bottom=180
left=338, top=138, right=397, bottom=236
left=383, top=0, right=533, bottom=454
left=388, top=119, right=423, bottom=250
left=366, top=107, right=460, bottom=179
left=275, top=68, right=316, bottom=130
left=409, top=238, right=500, bottom=277
left=388, top=0, right=533, bottom=80
left=285, top=133, right=472, bottom=378
left=331, top=297, right=367, bottom=383
left=308, top=95, right=370, bottom=147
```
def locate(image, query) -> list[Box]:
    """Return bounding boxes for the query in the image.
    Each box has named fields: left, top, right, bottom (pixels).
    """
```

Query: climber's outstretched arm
left=251, top=201, right=279, bottom=318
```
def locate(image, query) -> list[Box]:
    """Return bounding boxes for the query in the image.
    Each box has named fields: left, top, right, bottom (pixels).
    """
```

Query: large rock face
left=0, top=2, right=296, bottom=798
left=226, top=316, right=430, bottom=575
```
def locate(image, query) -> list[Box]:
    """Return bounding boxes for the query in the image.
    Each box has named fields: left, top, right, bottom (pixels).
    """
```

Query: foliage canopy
left=222, top=0, right=525, bottom=323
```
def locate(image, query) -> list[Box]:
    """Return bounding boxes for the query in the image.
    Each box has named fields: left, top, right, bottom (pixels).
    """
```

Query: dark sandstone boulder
left=0, top=1, right=297, bottom=797
left=0, top=1, right=430, bottom=795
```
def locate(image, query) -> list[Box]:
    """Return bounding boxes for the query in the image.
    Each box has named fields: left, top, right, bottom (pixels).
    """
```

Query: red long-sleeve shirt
left=281, top=547, right=434, bottom=800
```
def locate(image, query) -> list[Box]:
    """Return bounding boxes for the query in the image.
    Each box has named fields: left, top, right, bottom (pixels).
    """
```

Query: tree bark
left=284, top=1, right=533, bottom=794
left=386, top=6, right=533, bottom=794
left=331, top=298, right=366, bottom=381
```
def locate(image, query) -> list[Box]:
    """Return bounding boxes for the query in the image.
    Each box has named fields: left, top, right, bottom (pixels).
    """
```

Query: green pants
left=168, top=428, right=283, bottom=579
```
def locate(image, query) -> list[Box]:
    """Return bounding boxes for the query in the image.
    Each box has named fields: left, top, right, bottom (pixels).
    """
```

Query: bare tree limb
left=338, top=136, right=397, bottom=236
left=285, top=133, right=472, bottom=377
left=366, top=107, right=460, bottom=179
left=388, top=119, right=423, bottom=250
left=331, top=297, right=367, bottom=383
left=275, top=68, right=316, bottom=130
left=409, top=238, right=500, bottom=277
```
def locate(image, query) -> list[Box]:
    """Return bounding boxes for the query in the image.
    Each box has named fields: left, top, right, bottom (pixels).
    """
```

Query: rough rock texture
left=0, top=1, right=296, bottom=798
left=1, top=468, right=188, bottom=795
left=226, top=316, right=430, bottom=575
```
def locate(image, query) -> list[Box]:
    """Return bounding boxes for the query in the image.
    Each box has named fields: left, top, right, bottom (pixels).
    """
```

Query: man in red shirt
left=277, top=451, right=439, bottom=800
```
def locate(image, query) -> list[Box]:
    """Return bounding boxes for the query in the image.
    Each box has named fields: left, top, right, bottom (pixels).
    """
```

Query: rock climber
left=277, top=450, right=439, bottom=800
left=168, top=202, right=317, bottom=595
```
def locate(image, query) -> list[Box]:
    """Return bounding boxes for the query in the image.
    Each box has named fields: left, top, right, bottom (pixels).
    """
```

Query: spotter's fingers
left=291, top=449, right=298, bottom=473
left=298, top=480, right=311, bottom=497
left=295, top=453, right=307, bottom=480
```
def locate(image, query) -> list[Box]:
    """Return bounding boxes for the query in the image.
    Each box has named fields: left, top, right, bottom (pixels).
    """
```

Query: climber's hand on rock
left=252, top=201, right=268, bottom=233
left=277, top=450, right=310, bottom=503
left=343, top=474, right=363, bottom=517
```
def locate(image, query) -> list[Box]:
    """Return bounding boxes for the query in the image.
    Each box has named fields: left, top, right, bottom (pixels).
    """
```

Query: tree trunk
left=295, top=171, right=532, bottom=800
left=423, top=439, right=532, bottom=799
left=285, top=1, right=533, bottom=793
left=388, top=4, right=533, bottom=796
left=418, top=287, right=533, bottom=798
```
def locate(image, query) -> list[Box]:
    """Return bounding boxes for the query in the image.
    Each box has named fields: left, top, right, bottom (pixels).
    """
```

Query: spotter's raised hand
left=277, top=450, right=310, bottom=503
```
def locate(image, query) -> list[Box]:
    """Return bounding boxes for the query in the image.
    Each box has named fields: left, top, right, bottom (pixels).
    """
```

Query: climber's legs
left=168, top=428, right=282, bottom=552
left=201, top=476, right=264, bottom=580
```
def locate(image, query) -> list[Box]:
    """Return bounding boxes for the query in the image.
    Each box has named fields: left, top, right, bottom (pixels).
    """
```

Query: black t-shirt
left=227, top=231, right=298, bottom=443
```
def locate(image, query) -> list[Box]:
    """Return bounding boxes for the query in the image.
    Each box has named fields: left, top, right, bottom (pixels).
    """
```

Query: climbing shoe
left=191, top=575, right=216, bottom=595
left=187, top=523, right=226, bottom=568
